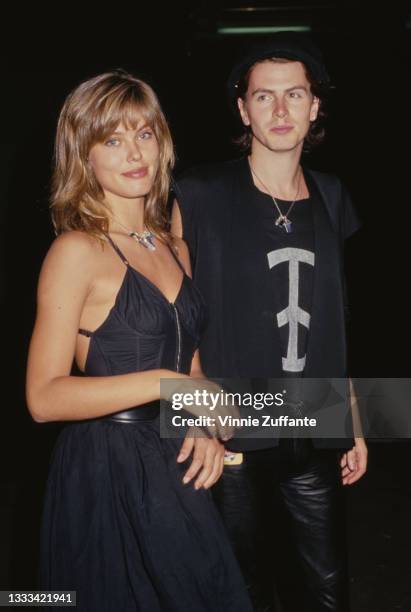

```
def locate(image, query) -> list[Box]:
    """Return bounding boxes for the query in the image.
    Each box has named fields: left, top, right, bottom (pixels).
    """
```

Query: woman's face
left=88, top=118, right=159, bottom=205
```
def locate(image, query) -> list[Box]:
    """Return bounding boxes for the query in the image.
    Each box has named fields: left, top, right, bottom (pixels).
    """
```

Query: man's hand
left=177, top=429, right=225, bottom=490
left=340, top=437, right=368, bottom=485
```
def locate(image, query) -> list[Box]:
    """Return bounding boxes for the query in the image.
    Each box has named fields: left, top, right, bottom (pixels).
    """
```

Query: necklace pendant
left=141, top=235, right=156, bottom=251
left=129, top=231, right=156, bottom=251
left=130, top=231, right=141, bottom=243
left=275, top=215, right=292, bottom=233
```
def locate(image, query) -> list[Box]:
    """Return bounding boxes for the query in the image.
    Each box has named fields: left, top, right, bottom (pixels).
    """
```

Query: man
left=172, top=32, right=367, bottom=612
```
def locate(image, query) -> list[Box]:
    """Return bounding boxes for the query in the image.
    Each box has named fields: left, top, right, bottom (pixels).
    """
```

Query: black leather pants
left=212, top=439, right=350, bottom=612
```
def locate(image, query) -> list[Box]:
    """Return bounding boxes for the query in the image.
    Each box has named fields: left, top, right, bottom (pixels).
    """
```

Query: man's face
left=238, top=60, right=320, bottom=155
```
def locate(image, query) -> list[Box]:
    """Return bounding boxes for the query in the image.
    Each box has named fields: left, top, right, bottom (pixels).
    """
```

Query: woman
left=26, top=71, right=252, bottom=611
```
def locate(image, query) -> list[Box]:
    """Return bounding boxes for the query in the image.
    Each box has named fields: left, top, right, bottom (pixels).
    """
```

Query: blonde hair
left=51, top=70, right=175, bottom=242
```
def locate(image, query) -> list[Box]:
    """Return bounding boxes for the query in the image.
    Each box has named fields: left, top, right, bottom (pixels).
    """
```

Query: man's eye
left=257, top=94, right=271, bottom=102
left=289, top=92, right=302, bottom=99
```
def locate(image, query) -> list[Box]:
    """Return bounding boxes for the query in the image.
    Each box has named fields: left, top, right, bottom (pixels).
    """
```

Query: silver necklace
left=111, top=218, right=156, bottom=251
left=249, top=160, right=302, bottom=234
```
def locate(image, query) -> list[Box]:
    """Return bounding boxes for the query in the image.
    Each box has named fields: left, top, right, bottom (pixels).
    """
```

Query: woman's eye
left=105, top=138, right=120, bottom=146
left=139, top=130, right=153, bottom=140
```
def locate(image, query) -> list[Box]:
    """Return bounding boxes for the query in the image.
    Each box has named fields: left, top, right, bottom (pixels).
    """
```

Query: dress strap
left=167, top=242, right=186, bottom=274
left=79, top=328, right=93, bottom=337
left=106, top=235, right=130, bottom=267
left=78, top=235, right=128, bottom=338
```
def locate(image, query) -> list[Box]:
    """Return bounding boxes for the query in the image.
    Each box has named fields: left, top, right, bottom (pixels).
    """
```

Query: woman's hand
left=176, top=429, right=225, bottom=490
left=162, top=377, right=240, bottom=441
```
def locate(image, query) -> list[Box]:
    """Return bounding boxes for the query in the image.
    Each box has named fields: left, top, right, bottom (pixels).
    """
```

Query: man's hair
left=234, top=57, right=329, bottom=153
left=50, top=70, right=175, bottom=242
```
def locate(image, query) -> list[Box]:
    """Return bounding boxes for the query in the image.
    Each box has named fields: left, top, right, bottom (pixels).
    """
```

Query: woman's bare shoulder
left=44, top=231, right=105, bottom=269
left=48, top=230, right=101, bottom=257
left=38, top=231, right=105, bottom=294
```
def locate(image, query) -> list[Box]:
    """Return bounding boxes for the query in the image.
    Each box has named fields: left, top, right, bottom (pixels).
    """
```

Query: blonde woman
left=26, top=71, right=252, bottom=611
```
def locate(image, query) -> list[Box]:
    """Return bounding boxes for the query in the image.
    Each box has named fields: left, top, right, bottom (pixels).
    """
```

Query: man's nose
left=273, top=96, right=288, bottom=118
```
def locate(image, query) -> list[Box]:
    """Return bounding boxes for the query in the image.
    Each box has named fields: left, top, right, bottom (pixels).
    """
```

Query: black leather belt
left=107, top=402, right=160, bottom=423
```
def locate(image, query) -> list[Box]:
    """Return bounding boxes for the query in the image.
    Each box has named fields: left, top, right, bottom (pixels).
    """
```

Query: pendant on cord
left=275, top=215, right=293, bottom=234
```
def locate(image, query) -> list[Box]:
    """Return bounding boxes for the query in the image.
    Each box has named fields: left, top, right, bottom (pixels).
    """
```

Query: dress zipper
left=171, top=304, right=181, bottom=372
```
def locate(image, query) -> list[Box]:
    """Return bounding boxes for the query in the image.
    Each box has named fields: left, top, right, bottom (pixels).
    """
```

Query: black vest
left=174, top=157, right=361, bottom=450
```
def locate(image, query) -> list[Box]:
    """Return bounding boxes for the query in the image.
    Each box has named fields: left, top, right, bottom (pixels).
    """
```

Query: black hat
left=227, top=31, right=330, bottom=106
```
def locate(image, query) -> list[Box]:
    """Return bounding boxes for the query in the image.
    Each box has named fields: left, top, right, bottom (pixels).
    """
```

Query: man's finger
left=344, top=462, right=367, bottom=485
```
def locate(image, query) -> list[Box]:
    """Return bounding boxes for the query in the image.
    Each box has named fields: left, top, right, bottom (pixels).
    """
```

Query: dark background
left=3, top=2, right=411, bottom=610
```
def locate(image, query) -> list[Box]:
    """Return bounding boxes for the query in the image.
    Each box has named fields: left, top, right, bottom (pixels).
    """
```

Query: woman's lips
left=121, top=167, right=148, bottom=179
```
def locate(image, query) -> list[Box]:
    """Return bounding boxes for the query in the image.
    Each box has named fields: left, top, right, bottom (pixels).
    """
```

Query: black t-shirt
left=174, top=157, right=361, bottom=450
left=254, top=183, right=315, bottom=376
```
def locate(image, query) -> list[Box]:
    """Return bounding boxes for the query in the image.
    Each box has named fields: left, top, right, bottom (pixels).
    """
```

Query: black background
left=3, top=2, right=411, bottom=608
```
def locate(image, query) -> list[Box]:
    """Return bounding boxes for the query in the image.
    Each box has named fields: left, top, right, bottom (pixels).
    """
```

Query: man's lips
left=270, top=126, right=293, bottom=134
left=121, top=167, right=148, bottom=178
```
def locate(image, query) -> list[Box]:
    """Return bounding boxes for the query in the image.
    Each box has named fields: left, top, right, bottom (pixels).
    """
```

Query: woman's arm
left=26, top=232, right=185, bottom=423
left=178, top=342, right=225, bottom=490
left=171, top=237, right=225, bottom=488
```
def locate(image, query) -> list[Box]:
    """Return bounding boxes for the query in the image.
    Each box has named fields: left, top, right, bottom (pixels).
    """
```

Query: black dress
left=40, top=236, right=252, bottom=612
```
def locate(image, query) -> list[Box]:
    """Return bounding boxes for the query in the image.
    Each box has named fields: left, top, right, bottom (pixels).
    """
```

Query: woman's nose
left=127, top=141, right=142, bottom=162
